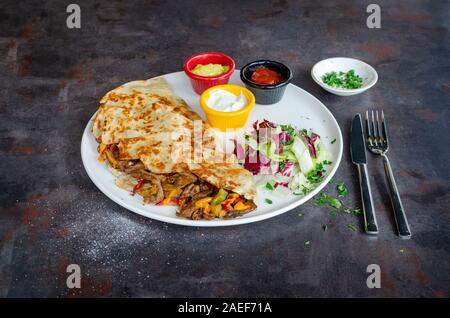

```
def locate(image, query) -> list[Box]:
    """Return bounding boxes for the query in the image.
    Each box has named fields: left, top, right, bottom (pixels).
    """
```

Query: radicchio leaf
left=243, top=149, right=271, bottom=175
left=280, top=160, right=295, bottom=176
left=232, top=139, right=245, bottom=160
left=302, top=132, right=320, bottom=158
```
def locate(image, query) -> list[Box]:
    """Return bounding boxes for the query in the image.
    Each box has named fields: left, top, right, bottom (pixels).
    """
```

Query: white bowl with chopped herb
left=311, top=57, right=378, bottom=96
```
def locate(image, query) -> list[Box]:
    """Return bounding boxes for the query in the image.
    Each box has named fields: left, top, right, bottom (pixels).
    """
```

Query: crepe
left=92, top=77, right=256, bottom=201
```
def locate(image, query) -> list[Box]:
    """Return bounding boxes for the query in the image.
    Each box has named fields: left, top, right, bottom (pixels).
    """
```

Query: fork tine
left=365, top=110, right=373, bottom=146
left=381, top=110, right=389, bottom=147
left=376, top=110, right=383, bottom=146
left=371, top=110, right=378, bottom=146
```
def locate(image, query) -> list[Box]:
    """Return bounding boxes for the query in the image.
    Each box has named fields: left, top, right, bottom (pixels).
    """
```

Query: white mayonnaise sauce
left=206, top=89, right=247, bottom=112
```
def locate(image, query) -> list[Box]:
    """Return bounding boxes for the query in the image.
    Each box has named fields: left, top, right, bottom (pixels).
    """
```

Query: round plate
left=81, top=71, right=343, bottom=226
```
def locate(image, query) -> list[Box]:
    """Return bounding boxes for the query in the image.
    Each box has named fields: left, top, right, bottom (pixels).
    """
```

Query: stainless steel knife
left=351, top=114, right=379, bottom=235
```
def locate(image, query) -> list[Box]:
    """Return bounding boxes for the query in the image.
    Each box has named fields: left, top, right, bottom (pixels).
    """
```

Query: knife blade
left=351, top=114, right=379, bottom=235
left=350, top=114, right=367, bottom=164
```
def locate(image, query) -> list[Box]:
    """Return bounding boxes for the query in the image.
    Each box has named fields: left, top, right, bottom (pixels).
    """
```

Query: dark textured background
left=0, top=0, right=449, bottom=297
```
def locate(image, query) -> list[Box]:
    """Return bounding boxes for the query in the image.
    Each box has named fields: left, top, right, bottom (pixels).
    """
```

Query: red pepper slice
left=132, top=178, right=144, bottom=194
left=221, top=198, right=235, bottom=211
left=232, top=197, right=244, bottom=206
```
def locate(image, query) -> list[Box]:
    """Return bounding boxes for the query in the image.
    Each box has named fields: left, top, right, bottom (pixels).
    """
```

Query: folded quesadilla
left=92, top=77, right=257, bottom=220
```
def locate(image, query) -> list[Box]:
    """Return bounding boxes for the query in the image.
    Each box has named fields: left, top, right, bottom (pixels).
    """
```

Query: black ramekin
left=240, top=60, right=293, bottom=105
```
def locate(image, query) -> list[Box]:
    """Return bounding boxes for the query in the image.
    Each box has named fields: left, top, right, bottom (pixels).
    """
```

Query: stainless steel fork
left=365, top=110, right=411, bottom=239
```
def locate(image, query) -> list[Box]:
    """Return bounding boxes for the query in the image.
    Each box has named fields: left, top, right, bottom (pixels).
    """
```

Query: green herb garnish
left=336, top=182, right=348, bottom=197
left=280, top=124, right=296, bottom=136
left=321, top=69, right=363, bottom=89
left=306, top=161, right=330, bottom=184
left=343, top=207, right=361, bottom=216
left=301, top=185, right=310, bottom=194
left=315, top=192, right=342, bottom=209
left=265, top=198, right=273, bottom=204
left=347, top=224, right=358, bottom=232
left=265, top=181, right=275, bottom=190
left=331, top=138, right=336, bottom=144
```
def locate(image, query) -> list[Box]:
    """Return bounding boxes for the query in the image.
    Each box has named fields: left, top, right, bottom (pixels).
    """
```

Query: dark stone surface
left=0, top=0, right=449, bottom=297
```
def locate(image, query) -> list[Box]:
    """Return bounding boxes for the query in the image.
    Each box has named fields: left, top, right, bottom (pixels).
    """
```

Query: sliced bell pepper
left=98, top=143, right=108, bottom=162
left=105, top=150, right=117, bottom=168
left=234, top=201, right=250, bottom=211
left=162, top=188, right=182, bottom=205
left=233, top=197, right=244, bottom=205
left=228, top=193, right=239, bottom=199
left=194, top=197, right=212, bottom=208
left=221, top=197, right=237, bottom=212
left=132, top=178, right=144, bottom=194
left=211, top=188, right=228, bottom=206
left=211, top=204, right=223, bottom=217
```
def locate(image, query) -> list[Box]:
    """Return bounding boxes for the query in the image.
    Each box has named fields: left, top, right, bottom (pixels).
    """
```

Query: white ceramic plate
left=311, top=57, right=378, bottom=96
left=81, top=71, right=343, bottom=226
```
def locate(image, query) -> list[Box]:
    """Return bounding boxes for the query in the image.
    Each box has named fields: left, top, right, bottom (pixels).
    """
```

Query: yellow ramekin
left=199, top=84, right=255, bottom=131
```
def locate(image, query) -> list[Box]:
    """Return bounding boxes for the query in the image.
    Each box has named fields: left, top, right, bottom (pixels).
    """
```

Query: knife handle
left=382, top=154, right=411, bottom=239
left=357, top=164, right=379, bottom=235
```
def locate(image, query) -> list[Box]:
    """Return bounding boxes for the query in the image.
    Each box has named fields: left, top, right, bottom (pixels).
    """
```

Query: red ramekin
left=183, top=52, right=236, bottom=94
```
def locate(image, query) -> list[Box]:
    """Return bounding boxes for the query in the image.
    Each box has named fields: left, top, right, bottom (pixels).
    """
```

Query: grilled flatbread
left=92, top=77, right=256, bottom=219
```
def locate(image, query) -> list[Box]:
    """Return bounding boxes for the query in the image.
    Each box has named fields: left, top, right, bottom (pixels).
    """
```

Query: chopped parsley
left=301, top=185, right=311, bottom=194
left=280, top=124, right=296, bottom=136
left=313, top=181, right=362, bottom=233
left=336, top=182, right=348, bottom=197
left=301, top=128, right=313, bottom=137
left=306, top=161, right=330, bottom=184
left=343, top=207, right=361, bottom=216
left=315, top=192, right=342, bottom=209
left=331, top=138, right=336, bottom=144
left=265, top=181, right=275, bottom=190
left=265, top=198, right=273, bottom=204
left=321, top=69, right=363, bottom=89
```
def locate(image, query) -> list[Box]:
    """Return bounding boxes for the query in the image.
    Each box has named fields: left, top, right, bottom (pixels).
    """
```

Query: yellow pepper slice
left=228, top=193, right=239, bottom=199
left=98, top=143, right=107, bottom=162
left=162, top=188, right=182, bottom=205
left=194, top=197, right=212, bottom=208
left=234, top=201, right=249, bottom=211
left=105, top=150, right=117, bottom=168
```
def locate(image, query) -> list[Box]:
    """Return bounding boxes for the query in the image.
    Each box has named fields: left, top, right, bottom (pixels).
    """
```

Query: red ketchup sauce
left=250, top=67, right=284, bottom=85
